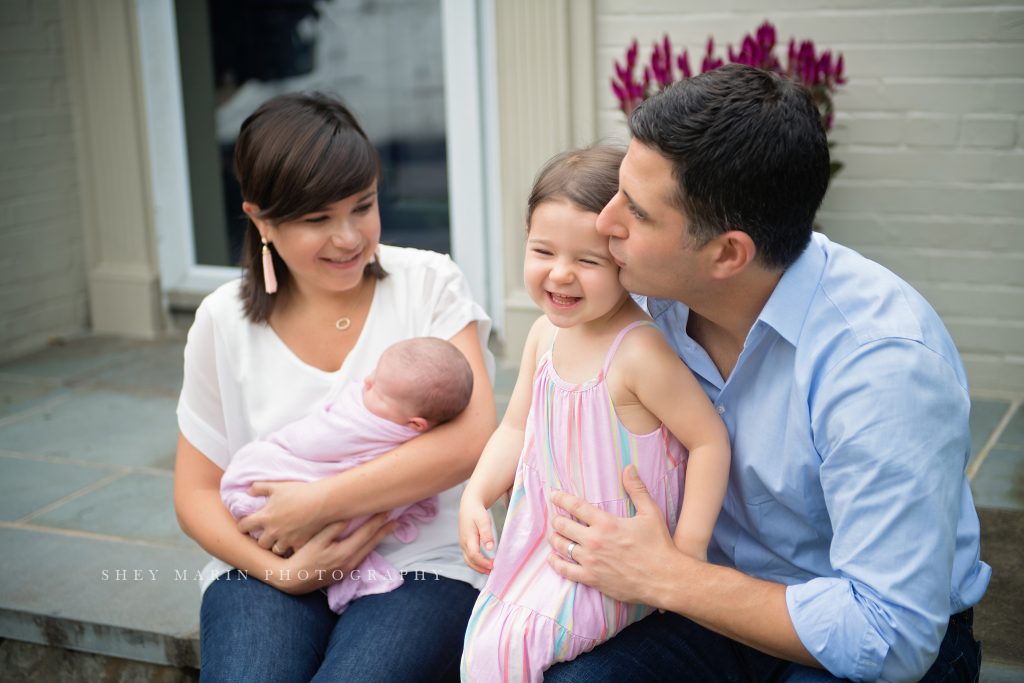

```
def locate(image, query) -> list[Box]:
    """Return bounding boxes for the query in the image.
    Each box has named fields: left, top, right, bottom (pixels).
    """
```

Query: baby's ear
left=408, top=416, right=430, bottom=433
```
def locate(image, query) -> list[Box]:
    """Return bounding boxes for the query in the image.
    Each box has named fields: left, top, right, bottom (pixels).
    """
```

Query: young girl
left=458, top=146, right=731, bottom=681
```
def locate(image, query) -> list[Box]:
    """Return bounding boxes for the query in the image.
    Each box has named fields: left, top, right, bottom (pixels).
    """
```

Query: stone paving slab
left=0, top=527, right=206, bottom=668
left=971, top=448, right=1024, bottom=511
left=28, top=471, right=193, bottom=548
left=0, top=454, right=111, bottom=522
left=73, top=338, right=185, bottom=399
left=997, top=408, right=1024, bottom=448
left=0, top=377, right=67, bottom=419
left=0, top=639, right=198, bottom=682
left=975, top=506, right=1024, bottom=669
left=0, top=337, right=144, bottom=383
left=0, top=389, right=179, bottom=469
left=970, top=399, right=1013, bottom=456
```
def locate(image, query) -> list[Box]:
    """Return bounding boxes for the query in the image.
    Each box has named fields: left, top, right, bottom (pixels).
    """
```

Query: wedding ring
left=567, top=541, right=578, bottom=562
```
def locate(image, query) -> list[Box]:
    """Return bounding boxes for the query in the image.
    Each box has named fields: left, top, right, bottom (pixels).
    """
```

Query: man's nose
left=596, top=198, right=627, bottom=239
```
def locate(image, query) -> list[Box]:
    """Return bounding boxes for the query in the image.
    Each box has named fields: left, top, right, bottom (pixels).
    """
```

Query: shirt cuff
left=786, top=579, right=889, bottom=681
left=177, top=401, right=229, bottom=470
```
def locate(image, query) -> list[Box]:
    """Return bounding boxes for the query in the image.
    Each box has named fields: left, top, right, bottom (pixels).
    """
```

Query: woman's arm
left=459, top=317, right=546, bottom=572
left=621, top=330, right=731, bottom=559
left=240, top=321, right=497, bottom=551
left=174, top=433, right=396, bottom=594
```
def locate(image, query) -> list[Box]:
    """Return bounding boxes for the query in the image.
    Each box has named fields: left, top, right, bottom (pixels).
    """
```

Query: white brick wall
left=595, top=0, right=1024, bottom=394
left=0, top=0, right=87, bottom=362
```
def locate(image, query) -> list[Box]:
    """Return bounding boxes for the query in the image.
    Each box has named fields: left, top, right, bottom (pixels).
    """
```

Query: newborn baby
left=220, top=336, right=474, bottom=612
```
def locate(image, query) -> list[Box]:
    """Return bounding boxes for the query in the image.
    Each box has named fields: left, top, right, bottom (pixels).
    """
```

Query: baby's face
left=362, top=362, right=418, bottom=426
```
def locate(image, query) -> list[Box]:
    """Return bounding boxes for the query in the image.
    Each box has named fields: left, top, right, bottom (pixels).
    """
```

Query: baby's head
left=362, top=338, right=474, bottom=432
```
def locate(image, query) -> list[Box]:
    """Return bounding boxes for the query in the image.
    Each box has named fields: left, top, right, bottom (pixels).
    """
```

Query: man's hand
left=547, top=465, right=685, bottom=606
left=238, top=479, right=328, bottom=554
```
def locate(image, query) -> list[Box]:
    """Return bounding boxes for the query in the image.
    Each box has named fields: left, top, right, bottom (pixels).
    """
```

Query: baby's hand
left=459, top=494, right=496, bottom=574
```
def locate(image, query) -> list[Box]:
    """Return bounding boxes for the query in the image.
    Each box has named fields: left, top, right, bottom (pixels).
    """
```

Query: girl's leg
left=312, top=574, right=478, bottom=682
left=199, top=570, right=336, bottom=682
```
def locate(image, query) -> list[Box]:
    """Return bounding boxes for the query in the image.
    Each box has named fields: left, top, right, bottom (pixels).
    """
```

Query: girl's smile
left=524, top=200, right=627, bottom=329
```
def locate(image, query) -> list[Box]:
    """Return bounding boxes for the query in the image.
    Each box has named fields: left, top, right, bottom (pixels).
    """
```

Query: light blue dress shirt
left=642, top=233, right=991, bottom=682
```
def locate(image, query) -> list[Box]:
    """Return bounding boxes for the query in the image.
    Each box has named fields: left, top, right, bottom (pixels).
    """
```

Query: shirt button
left=717, top=405, right=726, bottom=414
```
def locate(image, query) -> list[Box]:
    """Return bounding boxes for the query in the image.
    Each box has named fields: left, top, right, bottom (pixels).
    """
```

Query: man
left=546, top=64, right=990, bottom=682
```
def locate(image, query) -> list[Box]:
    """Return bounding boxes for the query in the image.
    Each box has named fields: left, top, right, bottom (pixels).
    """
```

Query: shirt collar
left=643, top=233, right=827, bottom=349
left=756, top=233, right=827, bottom=346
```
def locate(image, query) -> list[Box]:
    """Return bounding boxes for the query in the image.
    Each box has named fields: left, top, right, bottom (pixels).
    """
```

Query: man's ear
left=707, top=230, right=756, bottom=279
left=407, top=416, right=430, bottom=433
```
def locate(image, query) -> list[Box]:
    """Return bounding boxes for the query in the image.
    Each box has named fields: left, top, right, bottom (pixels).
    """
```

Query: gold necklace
left=334, top=279, right=373, bottom=332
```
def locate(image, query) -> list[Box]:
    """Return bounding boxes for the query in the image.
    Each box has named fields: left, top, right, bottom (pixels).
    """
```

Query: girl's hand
left=268, top=514, right=396, bottom=595
left=459, top=494, right=496, bottom=574
left=238, top=480, right=328, bottom=554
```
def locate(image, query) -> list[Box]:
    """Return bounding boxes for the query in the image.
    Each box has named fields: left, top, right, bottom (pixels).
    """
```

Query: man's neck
left=685, top=269, right=782, bottom=380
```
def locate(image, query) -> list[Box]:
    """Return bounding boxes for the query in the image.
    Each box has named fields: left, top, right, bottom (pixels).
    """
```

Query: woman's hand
left=459, top=492, right=496, bottom=574
left=546, top=465, right=686, bottom=607
left=237, top=479, right=329, bottom=554
left=267, top=513, right=397, bottom=595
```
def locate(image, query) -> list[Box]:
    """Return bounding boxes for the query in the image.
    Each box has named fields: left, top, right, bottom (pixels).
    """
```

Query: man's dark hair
left=629, top=64, right=830, bottom=269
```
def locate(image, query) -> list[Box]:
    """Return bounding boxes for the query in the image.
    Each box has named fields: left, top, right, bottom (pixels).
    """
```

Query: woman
left=173, top=92, right=496, bottom=680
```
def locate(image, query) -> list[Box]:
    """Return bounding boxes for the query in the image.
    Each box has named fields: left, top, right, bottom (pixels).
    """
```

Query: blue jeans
left=199, top=570, right=478, bottom=682
left=545, top=608, right=981, bottom=682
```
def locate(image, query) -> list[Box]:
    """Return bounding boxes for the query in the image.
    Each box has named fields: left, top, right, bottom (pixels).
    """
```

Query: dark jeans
left=199, top=570, right=478, bottom=682
left=545, top=608, right=981, bottom=683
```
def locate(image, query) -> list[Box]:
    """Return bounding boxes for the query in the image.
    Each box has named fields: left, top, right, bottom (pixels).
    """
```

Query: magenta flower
left=611, top=20, right=847, bottom=173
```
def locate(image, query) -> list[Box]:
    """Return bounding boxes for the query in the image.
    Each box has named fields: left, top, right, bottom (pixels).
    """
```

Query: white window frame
left=136, top=0, right=503, bottom=332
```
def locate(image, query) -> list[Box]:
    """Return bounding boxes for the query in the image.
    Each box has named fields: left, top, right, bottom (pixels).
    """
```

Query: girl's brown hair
left=526, top=145, right=626, bottom=229
left=234, top=92, right=387, bottom=323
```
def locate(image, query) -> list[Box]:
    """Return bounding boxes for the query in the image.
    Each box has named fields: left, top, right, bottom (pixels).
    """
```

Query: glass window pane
left=176, top=0, right=451, bottom=267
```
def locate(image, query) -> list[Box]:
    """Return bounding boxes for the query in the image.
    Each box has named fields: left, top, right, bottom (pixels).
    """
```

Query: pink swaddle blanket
left=220, top=382, right=436, bottom=613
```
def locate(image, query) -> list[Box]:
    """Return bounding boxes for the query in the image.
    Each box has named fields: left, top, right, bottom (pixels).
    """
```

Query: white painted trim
left=136, top=0, right=238, bottom=297
left=139, top=0, right=502, bottom=309
left=441, top=0, right=502, bottom=333
left=478, top=0, right=505, bottom=335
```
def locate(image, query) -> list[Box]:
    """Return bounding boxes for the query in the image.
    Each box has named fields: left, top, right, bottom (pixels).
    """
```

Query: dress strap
left=601, top=320, right=656, bottom=375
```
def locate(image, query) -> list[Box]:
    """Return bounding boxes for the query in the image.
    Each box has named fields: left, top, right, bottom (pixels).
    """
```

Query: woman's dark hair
left=234, top=92, right=387, bottom=322
left=629, top=63, right=830, bottom=269
left=526, top=145, right=626, bottom=229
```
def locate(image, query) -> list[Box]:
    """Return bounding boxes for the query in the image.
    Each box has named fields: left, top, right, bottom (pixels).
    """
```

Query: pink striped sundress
left=461, top=321, right=687, bottom=681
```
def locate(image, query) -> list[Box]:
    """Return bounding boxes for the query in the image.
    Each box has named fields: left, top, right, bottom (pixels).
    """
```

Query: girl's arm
left=620, top=328, right=731, bottom=560
left=459, top=317, right=546, bottom=572
left=173, top=433, right=396, bottom=594
left=239, top=322, right=497, bottom=552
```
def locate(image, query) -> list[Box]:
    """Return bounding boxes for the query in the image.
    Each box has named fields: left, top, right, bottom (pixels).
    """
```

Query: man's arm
left=548, top=465, right=818, bottom=666
left=550, top=338, right=971, bottom=681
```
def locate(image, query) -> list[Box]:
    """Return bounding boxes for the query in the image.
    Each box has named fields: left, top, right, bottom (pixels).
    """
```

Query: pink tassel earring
left=261, top=237, right=278, bottom=294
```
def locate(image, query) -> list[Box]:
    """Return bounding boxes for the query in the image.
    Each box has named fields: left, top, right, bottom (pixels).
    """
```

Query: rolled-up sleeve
left=177, top=301, right=230, bottom=468
left=789, top=338, right=970, bottom=682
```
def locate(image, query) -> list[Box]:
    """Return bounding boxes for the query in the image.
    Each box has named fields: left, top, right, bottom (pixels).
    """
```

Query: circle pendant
left=335, top=317, right=351, bottom=331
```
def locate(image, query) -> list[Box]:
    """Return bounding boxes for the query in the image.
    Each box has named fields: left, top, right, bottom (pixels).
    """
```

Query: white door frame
left=136, top=0, right=503, bottom=332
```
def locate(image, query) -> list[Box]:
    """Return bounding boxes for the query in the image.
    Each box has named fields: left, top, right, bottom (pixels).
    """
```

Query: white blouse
left=177, top=245, right=493, bottom=594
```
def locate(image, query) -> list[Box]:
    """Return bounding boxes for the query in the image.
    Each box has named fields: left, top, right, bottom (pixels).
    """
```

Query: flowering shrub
left=611, top=21, right=847, bottom=176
